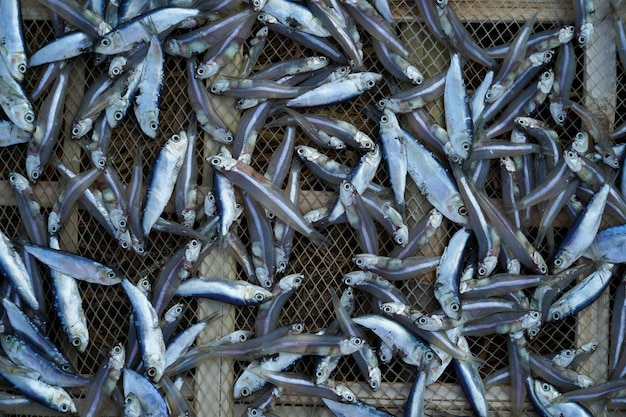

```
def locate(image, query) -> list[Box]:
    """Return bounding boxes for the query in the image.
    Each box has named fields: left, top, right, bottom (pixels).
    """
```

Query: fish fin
left=309, top=230, right=330, bottom=247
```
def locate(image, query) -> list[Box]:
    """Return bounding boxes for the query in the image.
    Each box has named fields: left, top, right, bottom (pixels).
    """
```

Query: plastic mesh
left=3, top=0, right=624, bottom=416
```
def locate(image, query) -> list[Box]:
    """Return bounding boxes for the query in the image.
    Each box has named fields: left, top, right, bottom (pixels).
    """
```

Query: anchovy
left=209, top=154, right=328, bottom=245
left=122, top=368, right=168, bottom=416
left=142, top=131, right=188, bottom=235
left=0, top=355, right=76, bottom=414
left=174, top=277, right=274, bottom=306
left=24, top=244, right=122, bottom=285
left=0, top=333, right=89, bottom=388
left=82, top=344, right=125, bottom=417
left=94, top=7, right=201, bottom=55
left=285, top=72, right=382, bottom=107
left=121, top=279, right=166, bottom=382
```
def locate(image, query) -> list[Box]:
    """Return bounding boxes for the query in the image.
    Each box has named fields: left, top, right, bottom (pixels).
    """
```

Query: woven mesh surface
left=2, top=0, right=625, bottom=415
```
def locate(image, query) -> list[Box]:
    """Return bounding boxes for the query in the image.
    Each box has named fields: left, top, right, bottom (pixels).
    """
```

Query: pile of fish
left=1, top=0, right=626, bottom=415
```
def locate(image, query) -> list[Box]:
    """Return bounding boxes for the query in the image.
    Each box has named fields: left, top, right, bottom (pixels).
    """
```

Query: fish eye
left=196, top=66, right=206, bottom=78
left=100, top=38, right=111, bottom=48
left=564, top=350, right=573, bottom=357
left=49, top=223, right=58, bottom=233
left=345, top=393, right=355, bottom=402
left=542, top=383, right=550, bottom=392
left=344, top=277, right=353, bottom=285
left=72, top=337, right=82, bottom=347
left=224, top=133, right=234, bottom=143
left=249, top=409, right=260, bottom=417
left=97, top=158, right=106, bottom=168
left=147, top=367, right=157, bottom=378
left=149, top=121, right=158, bottom=131
left=396, top=236, right=406, bottom=245
left=382, top=305, right=393, bottom=313
left=315, top=369, right=325, bottom=378
left=9, top=174, right=16, bottom=183
left=578, top=35, right=587, bottom=44
left=539, top=265, right=548, bottom=274
left=111, top=66, right=122, bottom=76
left=120, top=240, right=129, bottom=249
left=377, top=99, right=387, bottom=109
left=415, top=75, right=424, bottom=84
left=558, top=113, right=566, bottom=123
left=370, top=380, right=379, bottom=389
left=210, top=84, right=219, bottom=93
left=366, top=80, right=376, bottom=88
left=293, top=323, right=304, bottom=332
left=61, top=363, right=71, bottom=372
left=450, top=302, right=460, bottom=312
left=566, top=150, right=576, bottom=159
left=210, top=157, right=221, bottom=166
left=461, top=142, right=471, bottom=151
left=554, top=258, right=563, bottom=267
left=458, top=206, right=468, bottom=216
left=114, top=110, right=124, bottom=121
left=60, top=403, right=69, bottom=413
left=254, top=293, right=266, bottom=301
left=24, top=112, right=35, bottom=124
left=485, top=91, right=493, bottom=100
left=531, top=311, right=540, bottom=319
left=18, top=63, right=26, bottom=74
left=529, top=328, right=539, bottom=338
left=355, top=257, right=365, bottom=267
left=478, top=267, right=487, bottom=276
left=72, top=126, right=81, bottom=137
left=425, top=351, right=435, bottom=361
left=417, top=316, right=429, bottom=325
left=343, top=182, right=352, bottom=191
left=118, top=219, right=127, bottom=229
left=293, top=277, right=302, bottom=286
left=113, top=345, right=122, bottom=354
left=552, top=311, right=561, bottom=321
left=107, top=271, right=116, bottom=279
left=241, top=387, right=250, bottom=397
left=380, top=115, right=388, bottom=124
left=544, top=51, right=553, bottom=61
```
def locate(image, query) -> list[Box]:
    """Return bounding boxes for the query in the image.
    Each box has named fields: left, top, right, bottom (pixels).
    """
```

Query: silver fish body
left=142, top=131, right=188, bottom=235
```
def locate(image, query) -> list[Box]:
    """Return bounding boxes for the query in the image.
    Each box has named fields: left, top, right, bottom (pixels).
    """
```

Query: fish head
left=278, top=273, right=304, bottom=291
left=333, top=383, right=358, bottom=403
left=25, top=154, right=41, bottom=183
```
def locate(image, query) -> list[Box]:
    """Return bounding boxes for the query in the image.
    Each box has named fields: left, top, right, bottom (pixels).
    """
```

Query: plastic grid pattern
left=1, top=0, right=623, bottom=416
